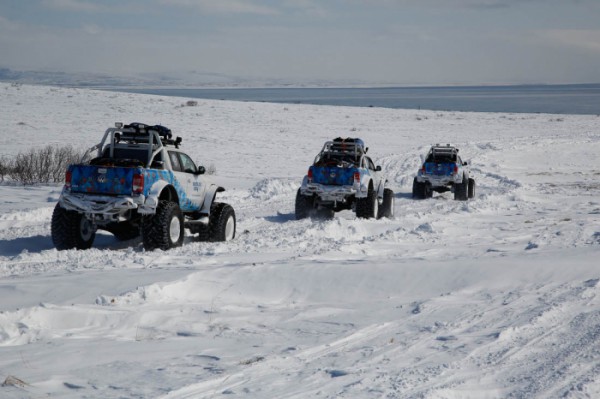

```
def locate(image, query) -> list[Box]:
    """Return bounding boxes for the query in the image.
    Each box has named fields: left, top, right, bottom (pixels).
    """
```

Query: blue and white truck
left=412, top=144, right=475, bottom=200
left=296, top=137, right=394, bottom=219
left=52, top=123, right=235, bottom=251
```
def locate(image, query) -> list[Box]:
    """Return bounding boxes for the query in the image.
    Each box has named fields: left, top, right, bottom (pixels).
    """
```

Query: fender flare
left=299, top=175, right=309, bottom=192
left=200, top=184, right=225, bottom=215
left=356, top=175, right=372, bottom=199
left=141, top=180, right=178, bottom=214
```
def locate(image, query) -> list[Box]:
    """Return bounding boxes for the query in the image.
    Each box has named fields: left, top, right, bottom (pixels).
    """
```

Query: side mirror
left=196, top=165, right=206, bottom=175
left=376, top=165, right=382, bottom=171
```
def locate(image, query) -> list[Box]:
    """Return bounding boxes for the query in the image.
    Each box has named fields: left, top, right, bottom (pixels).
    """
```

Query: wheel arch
left=356, top=174, right=373, bottom=199
left=143, top=180, right=180, bottom=213
left=200, top=184, right=225, bottom=215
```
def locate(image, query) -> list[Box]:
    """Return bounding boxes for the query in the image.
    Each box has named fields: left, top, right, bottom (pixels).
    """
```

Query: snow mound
left=248, top=178, right=298, bottom=200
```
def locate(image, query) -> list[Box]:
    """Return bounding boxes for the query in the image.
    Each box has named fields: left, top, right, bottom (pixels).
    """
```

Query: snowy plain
left=0, top=82, right=599, bottom=398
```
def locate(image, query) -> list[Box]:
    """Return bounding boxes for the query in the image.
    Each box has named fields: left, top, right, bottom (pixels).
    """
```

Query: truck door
left=168, top=151, right=205, bottom=211
left=365, top=156, right=382, bottom=195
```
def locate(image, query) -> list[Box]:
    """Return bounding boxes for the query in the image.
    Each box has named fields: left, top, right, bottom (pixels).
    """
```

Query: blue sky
left=1, top=0, right=599, bottom=85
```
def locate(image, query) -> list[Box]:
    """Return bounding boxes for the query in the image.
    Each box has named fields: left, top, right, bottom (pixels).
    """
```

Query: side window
left=179, top=152, right=198, bottom=174
left=366, top=157, right=376, bottom=171
left=169, top=151, right=182, bottom=172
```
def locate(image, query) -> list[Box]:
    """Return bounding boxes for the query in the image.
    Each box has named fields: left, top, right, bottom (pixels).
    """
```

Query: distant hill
left=0, top=67, right=367, bottom=88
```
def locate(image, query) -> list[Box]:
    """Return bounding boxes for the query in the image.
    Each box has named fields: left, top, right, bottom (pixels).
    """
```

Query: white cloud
left=41, top=0, right=104, bottom=12
left=159, top=0, right=279, bottom=15
left=283, top=0, right=329, bottom=17
left=83, top=23, right=102, bottom=35
left=538, top=29, right=600, bottom=54
left=0, top=15, right=19, bottom=30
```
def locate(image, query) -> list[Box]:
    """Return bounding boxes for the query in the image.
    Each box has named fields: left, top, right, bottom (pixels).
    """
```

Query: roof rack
left=115, top=122, right=182, bottom=148
left=326, top=137, right=367, bottom=156
left=431, top=144, right=458, bottom=155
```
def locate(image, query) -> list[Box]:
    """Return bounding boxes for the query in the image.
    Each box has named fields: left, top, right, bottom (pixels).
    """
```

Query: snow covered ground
left=1, top=82, right=599, bottom=398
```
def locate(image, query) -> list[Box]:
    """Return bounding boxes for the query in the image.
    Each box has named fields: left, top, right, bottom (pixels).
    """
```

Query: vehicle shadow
left=0, top=234, right=139, bottom=256
left=264, top=212, right=296, bottom=223
left=395, top=192, right=413, bottom=200
left=0, top=236, right=55, bottom=256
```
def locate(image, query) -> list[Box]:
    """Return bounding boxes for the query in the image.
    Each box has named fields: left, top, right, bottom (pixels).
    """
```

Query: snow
left=1, top=82, right=600, bottom=398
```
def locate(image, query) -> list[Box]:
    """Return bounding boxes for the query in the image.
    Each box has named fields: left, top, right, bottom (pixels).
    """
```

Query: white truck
left=52, top=123, right=236, bottom=251
left=412, top=144, right=475, bottom=201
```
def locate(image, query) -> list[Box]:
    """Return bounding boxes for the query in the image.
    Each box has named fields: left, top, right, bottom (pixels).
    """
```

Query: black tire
left=51, top=204, right=95, bottom=250
left=209, top=202, right=236, bottom=242
left=412, top=177, right=429, bottom=199
left=468, top=178, right=476, bottom=199
left=295, top=188, right=315, bottom=220
left=379, top=188, right=395, bottom=218
left=425, top=184, right=433, bottom=198
left=356, top=184, right=379, bottom=219
left=412, top=177, right=421, bottom=199
left=105, top=222, right=140, bottom=241
left=454, top=175, right=469, bottom=201
left=142, top=200, right=184, bottom=250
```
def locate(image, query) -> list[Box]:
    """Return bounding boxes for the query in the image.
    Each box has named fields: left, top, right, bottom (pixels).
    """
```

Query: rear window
left=102, top=148, right=162, bottom=164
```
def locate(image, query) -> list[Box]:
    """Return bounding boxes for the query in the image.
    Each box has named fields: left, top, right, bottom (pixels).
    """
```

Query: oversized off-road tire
left=209, top=202, right=236, bottom=242
left=295, top=188, right=315, bottom=220
left=454, top=175, right=469, bottom=201
left=412, top=177, right=430, bottom=199
left=142, top=200, right=184, bottom=250
left=51, top=204, right=95, bottom=250
left=105, top=222, right=140, bottom=241
left=379, top=188, right=395, bottom=219
left=356, top=185, right=379, bottom=219
left=468, top=178, right=476, bottom=199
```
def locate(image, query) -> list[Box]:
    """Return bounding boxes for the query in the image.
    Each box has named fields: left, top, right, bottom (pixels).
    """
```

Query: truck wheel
left=295, top=188, right=315, bottom=220
left=412, top=177, right=421, bottom=199
left=379, top=188, right=395, bottom=218
left=142, top=200, right=184, bottom=250
left=425, top=184, right=433, bottom=198
left=51, top=204, right=95, bottom=250
left=356, top=185, right=378, bottom=219
left=454, top=176, right=469, bottom=201
left=412, top=178, right=429, bottom=199
left=209, top=202, right=236, bottom=242
left=468, top=178, right=476, bottom=199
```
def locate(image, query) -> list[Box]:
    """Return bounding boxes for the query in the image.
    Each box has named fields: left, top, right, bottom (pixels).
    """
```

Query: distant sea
left=114, top=84, right=600, bottom=115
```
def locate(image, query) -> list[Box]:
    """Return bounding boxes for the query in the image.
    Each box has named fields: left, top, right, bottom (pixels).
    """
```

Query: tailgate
left=69, top=164, right=143, bottom=195
left=424, top=162, right=455, bottom=177
left=310, top=166, right=356, bottom=186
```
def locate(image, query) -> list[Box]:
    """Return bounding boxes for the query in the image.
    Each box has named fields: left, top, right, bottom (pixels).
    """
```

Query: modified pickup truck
left=51, top=122, right=235, bottom=251
left=412, top=144, right=475, bottom=201
left=296, top=137, right=394, bottom=219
